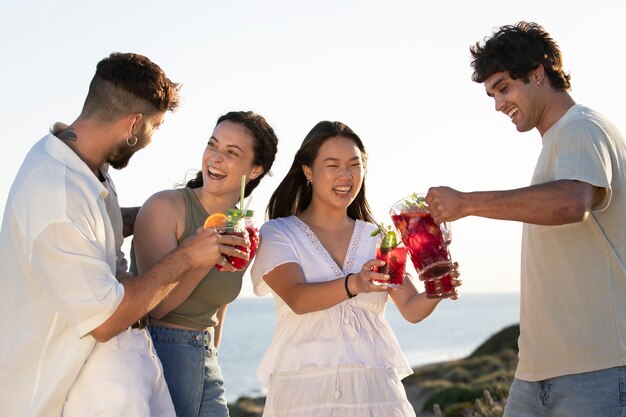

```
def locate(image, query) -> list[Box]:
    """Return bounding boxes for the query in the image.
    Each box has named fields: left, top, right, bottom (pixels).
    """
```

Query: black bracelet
left=344, top=273, right=357, bottom=299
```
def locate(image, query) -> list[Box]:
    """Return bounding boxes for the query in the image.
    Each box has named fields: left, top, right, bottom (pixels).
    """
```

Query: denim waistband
left=148, top=325, right=215, bottom=348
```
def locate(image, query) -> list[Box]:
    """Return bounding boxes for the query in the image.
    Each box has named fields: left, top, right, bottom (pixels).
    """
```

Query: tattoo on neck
left=58, top=128, right=78, bottom=142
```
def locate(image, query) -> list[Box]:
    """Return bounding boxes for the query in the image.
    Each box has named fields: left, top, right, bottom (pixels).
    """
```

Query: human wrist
left=344, top=273, right=357, bottom=299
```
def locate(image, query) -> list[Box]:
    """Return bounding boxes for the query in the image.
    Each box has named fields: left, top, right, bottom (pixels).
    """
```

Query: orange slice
left=203, top=213, right=227, bottom=229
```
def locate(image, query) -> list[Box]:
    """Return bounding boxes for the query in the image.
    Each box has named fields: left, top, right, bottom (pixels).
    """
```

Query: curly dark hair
left=82, top=52, right=180, bottom=121
left=185, top=111, right=279, bottom=197
left=470, top=21, right=571, bottom=91
left=267, top=120, right=374, bottom=223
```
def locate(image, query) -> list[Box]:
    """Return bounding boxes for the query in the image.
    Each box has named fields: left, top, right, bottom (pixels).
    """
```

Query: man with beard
left=0, top=52, right=249, bottom=417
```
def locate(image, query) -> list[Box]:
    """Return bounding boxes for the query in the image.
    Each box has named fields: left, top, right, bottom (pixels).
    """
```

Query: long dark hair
left=184, top=111, right=278, bottom=197
left=267, top=120, right=374, bottom=223
left=470, top=21, right=571, bottom=91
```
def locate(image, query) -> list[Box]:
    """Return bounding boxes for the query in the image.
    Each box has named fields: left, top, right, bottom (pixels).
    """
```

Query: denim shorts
left=504, top=366, right=626, bottom=417
left=149, top=326, right=228, bottom=417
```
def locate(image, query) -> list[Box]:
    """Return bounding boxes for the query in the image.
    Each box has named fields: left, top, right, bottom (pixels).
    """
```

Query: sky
left=1, top=1, right=625, bottom=297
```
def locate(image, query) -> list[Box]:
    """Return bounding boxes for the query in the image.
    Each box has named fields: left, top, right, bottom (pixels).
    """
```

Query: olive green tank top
left=131, top=187, right=244, bottom=329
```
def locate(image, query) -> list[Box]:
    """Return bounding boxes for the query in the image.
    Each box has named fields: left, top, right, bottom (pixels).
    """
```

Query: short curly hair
left=470, top=21, right=571, bottom=91
left=82, top=52, right=180, bottom=122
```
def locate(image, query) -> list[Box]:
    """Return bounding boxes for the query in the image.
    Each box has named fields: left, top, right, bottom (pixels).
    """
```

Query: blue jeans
left=504, top=366, right=626, bottom=417
left=149, top=326, right=229, bottom=417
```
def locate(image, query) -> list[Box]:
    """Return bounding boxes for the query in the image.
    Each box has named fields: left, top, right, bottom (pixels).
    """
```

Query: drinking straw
left=240, top=175, right=246, bottom=212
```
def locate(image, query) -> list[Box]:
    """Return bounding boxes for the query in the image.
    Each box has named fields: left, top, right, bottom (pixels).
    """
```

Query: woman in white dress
left=250, top=120, right=460, bottom=417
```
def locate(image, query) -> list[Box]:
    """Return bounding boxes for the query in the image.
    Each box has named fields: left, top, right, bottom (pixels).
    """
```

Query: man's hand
left=426, top=186, right=468, bottom=223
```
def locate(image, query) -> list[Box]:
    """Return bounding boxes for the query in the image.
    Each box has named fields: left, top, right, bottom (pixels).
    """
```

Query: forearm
left=390, top=278, right=442, bottom=323
left=265, top=261, right=388, bottom=315
left=284, top=278, right=350, bottom=315
left=393, top=291, right=441, bottom=324
left=91, top=246, right=194, bottom=342
left=464, top=182, right=590, bottom=224
left=429, top=180, right=597, bottom=225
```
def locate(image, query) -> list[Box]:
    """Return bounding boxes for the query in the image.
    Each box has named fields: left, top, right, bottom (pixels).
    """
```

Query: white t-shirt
left=518, top=105, right=626, bottom=381
left=250, top=216, right=412, bottom=388
left=0, top=132, right=124, bottom=416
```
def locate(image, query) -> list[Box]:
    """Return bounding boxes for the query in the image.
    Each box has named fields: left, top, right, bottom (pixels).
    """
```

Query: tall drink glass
left=215, top=209, right=250, bottom=271
left=372, top=236, right=408, bottom=288
left=390, top=194, right=457, bottom=298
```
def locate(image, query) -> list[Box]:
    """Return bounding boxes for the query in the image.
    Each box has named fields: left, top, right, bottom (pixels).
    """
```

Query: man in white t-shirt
left=425, top=22, right=626, bottom=417
left=0, top=53, right=247, bottom=417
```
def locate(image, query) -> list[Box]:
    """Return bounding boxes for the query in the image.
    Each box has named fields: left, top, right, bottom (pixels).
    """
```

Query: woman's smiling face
left=202, top=120, right=262, bottom=197
left=303, top=135, right=365, bottom=211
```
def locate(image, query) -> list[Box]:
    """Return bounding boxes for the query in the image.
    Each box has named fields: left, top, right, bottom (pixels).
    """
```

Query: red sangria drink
left=246, top=225, right=259, bottom=261
left=243, top=210, right=259, bottom=262
left=371, top=227, right=407, bottom=288
left=374, top=245, right=407, bottom=287
left=390, top=194, right=457, bottom=298
left=422, top=273, right=456, bottom=299
left=215, top=209, right=250, bottom=271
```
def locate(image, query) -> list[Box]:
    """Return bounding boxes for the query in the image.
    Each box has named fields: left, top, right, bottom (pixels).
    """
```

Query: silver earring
left=306, top=179, right=312, bottom=187
left=126, top=136, right=138, bottom=147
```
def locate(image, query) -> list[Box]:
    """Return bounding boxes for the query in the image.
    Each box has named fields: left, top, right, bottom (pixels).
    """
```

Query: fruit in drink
left=423, top=274, right=457, bottom=299
left=371, top=225, right=407, bottom=288
left=246, top=224, right=259, bottom=261
left=374, top=245, right=407, bottom=287
left=389, top=193, right=457, bottom=299
left=211, top=209, right=250, bottom=271
left=391, top=211, right=451, bottom=279
left=203, top=213, right=228, bottom=229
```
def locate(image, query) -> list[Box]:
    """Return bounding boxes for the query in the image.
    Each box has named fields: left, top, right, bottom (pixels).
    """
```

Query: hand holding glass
left=390, top=194, right=458, bottom=298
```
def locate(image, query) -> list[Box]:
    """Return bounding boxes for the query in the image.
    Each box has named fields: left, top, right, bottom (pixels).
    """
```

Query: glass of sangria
left=371, top=226, right=407, bottom=288
left=390, top=193, right=457, bottom=298
left=215, top=209, right=251, bottom=271
left=243, top=210, right=259, bottom=262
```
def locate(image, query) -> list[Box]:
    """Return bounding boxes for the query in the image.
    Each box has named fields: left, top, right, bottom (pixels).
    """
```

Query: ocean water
left=219, top=292, right=520, bottom=403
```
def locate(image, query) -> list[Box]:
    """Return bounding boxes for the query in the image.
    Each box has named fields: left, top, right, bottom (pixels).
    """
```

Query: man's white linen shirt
left=0, top=131, right=125, bottom=417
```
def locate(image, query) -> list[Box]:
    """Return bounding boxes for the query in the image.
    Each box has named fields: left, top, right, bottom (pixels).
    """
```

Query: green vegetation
left=409, top=324, right=519, bottom=416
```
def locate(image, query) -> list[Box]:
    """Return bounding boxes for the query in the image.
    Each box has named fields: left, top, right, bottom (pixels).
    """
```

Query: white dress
left=250, top=216, right=416, bottom=417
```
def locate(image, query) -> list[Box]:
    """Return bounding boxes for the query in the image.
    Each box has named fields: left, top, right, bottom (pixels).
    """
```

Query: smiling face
left=302, top=135, right=365, bottom=212
left=202, top=120, right=263, bottom=198
left=484, top=70, right=546, bottom=134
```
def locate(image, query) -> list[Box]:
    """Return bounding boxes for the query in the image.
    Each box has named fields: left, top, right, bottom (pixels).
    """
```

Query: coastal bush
left=423, top=385, right=485, bottom=412
left=459, top=355, right=504, bottom=376
left=465, top=388, right=508, bottom=417
left=498, top=348, right=518, bottom=368
left=472, top=369, right=514, bottom=386
left=442, top=366, right=473, bottom=383
left=413, top=378, right=454, bottom=392
left=440, top=401, right=476, bottom=417
left=406, top=361, right=454, bottom=381
left=228, top=396, right=265, bottom=417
